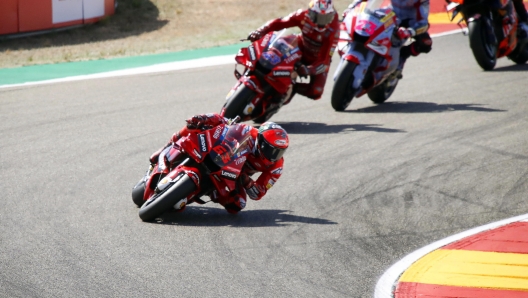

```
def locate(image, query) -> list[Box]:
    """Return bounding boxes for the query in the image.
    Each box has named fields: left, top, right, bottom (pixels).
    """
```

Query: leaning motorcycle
left=220, top=28, right=303, bottom=123
left=131, top=117, right=252, bottom=222
left=331, top=0, right=408, bottom=111
left=446, top=0, right=528, bottom=70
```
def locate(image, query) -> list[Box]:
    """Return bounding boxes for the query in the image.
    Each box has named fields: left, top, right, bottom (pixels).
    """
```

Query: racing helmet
left=256, top=122, right=289, bottom=164
left=308, top=0, right=336, bottom=30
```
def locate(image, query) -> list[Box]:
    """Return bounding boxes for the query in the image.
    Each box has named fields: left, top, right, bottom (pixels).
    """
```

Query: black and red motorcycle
left=446, top=0, right=528, bottom=70
left=131, top=117, right=253, bottom=222
left=220, top=29, right=304, bottom=123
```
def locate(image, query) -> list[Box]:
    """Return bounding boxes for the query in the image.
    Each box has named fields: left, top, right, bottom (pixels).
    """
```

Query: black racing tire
left=468, top=19, right=497, bottom=71
left=131, top=180, right=146, bottom=207
left=367, top=76, right=399, bottom=104
left=253, top=113, right=272, bottom=124
left=508, top=43, right=528, bottom=65
left=222, top=84, right=255, bottom=120
left=138, top=174, right=196, bottom=222
left=331, top=60, right=357, bottom=111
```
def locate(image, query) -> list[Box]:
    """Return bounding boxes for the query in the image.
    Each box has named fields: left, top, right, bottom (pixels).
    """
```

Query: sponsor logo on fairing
left=249, top=46, right=256, bottom=61
left=221, top=170, right=237, bottom=180
left=273, top=70, right=291, bottom=77
left=271, top=167, right=283, bottom=175
left=193, top=149, right=202, bottom=159
left=198, top=134, right=208, bottom=152
left=213, top=126, right=223, bottom=139
left=235, top=156, right=247, bottom=165
left=285, top=52, right=301, bottom=63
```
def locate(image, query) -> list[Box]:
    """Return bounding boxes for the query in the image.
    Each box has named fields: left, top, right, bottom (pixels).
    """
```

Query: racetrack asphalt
left=1, top=4, right=528, bottom=298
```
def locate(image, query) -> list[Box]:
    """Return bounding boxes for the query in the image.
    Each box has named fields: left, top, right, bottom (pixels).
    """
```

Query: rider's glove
left=397, top=27, right=416, bottom=40
left=241, top=173, right=262, bottom=200
left=186, top=115, right=207, bottom=129
left=296, top=64, right=310, bottom=77
left=248, top=30, right=263, bottom=42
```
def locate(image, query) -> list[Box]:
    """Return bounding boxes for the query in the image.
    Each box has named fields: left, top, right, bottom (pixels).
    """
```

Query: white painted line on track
left=0, top=30, right=463, bottom=90
left=373, top=213, right=528, bottom=298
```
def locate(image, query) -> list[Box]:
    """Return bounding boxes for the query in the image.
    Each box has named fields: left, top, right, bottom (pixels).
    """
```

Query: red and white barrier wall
left=0, top=0, right=115, bottom=35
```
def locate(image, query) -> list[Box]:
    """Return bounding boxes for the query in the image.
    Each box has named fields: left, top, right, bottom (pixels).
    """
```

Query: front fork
left=335, top=42, right=376, bottom=96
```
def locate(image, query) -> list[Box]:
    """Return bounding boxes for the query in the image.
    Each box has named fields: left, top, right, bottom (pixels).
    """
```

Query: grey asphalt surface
left=1, top=33, right=528, bottom=298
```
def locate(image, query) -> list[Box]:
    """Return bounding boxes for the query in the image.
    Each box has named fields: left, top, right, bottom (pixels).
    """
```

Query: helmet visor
left=308, top=10, right=335, bottom=27
left=258, top=134, right=286, bottom=162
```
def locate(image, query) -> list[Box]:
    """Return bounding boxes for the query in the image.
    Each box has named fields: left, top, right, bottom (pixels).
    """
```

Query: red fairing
left=141, top=121, right=254, bottom=210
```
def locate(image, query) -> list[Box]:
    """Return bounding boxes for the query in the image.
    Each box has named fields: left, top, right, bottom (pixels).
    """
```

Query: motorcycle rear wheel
left=468, top=19, right=497, bottom=71
left=367, top=76, right=399, bottom=104
left=222, top=84, right=255, bottom=120
left=507, top=43, right=528, bottom=65
left=331, top=60, right=357, bottom=111
left=138, top=174, right=196, bottom=222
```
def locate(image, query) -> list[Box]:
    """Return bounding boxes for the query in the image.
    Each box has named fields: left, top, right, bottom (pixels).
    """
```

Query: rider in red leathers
left=149, top=113, right=289, bottom=214
left=247, top=0, right=340, bottom=101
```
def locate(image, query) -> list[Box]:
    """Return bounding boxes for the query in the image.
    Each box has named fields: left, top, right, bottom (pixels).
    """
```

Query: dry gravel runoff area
left=0, top=0, right=352, bottom=69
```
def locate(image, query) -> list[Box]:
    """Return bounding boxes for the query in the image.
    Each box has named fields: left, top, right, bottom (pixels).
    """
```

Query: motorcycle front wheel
left=132, top=179, right=146, bottom=207
left=468, top=18, right=497, bottom=71
left=222, top=84, right=255, bottom=120
left=138, top=174, right=196, bottom=222
left=331, top=60, right=358, bottom=111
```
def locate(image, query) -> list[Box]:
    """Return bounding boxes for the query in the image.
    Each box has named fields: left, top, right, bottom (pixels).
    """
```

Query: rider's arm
left=186, top=113, right=228, bottom=129
left=245, top=158, right=284, bottom=201
left=257, top=9, right=306, bottom=36
left=410, top=0, right=430, bottom=35
left=171, top=113, right=228, bottom=143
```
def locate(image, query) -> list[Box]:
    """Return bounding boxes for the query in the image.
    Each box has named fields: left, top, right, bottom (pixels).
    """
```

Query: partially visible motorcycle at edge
left=220, top=28, right=304, bottom=124
left=446, top=0, right=528, bottom=70
left=131, top=116, right=252, bottom=222
left=331, top=0, right=409, bottom=111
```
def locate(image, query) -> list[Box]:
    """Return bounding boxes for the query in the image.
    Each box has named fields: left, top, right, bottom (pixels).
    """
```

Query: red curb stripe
left=396, top=282, right=528, bottom=298
left=444, top=222, right=528, bottom=254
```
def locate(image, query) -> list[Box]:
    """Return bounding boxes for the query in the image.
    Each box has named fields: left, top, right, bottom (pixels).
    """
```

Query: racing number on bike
left=355, top=20, right=376, bottom=35
left=213, top=145, right=231, bottom=164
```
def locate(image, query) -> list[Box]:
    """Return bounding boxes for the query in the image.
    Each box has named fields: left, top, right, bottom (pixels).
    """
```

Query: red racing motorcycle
left=131, top=117, right=253, bottom=222
left=446, top=0, right=528, bottom=70
left=220, top=29, right=304, bottom=123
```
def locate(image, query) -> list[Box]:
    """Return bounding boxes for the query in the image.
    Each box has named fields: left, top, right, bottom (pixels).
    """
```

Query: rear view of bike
left=331, top=0, right=405, bottom=111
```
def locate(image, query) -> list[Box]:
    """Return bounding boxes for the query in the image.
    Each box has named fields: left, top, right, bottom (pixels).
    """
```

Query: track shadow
left=343, top=101, right=506, bottom=114
left=276, top=122, right=405, bottom=134
left=148, top=207, right=338, bottom=227
left=0, top=0, right=167, bottom=50
left=492, top=63, right=528, bottom=72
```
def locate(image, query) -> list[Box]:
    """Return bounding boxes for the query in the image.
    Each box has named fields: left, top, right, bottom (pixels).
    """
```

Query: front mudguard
left=334, top=42, right=376, bottom=93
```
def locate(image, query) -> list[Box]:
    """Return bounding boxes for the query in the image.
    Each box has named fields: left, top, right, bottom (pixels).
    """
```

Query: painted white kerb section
left=373, top=213, right=528, bottom=298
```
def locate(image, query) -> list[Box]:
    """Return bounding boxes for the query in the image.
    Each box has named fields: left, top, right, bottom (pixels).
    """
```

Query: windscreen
left=209, top=125, right=252, bottom=167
